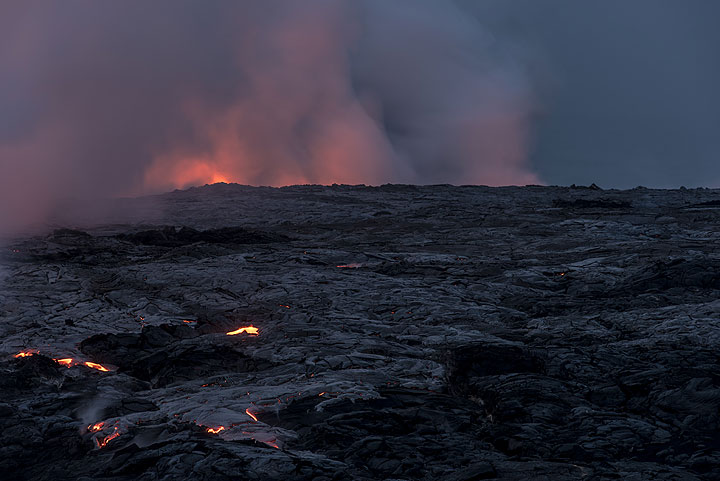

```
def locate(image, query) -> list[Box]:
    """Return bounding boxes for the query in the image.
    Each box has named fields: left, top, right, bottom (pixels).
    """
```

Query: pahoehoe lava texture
left=1, top=183, right=720, bottom=480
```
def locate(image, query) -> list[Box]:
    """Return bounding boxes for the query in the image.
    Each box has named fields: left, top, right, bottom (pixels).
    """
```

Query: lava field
left=1, top=183, right=719, bottom=480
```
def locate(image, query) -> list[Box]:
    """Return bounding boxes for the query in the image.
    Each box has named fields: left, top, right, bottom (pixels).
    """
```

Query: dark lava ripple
left=0, top=183, right=719, bottom=480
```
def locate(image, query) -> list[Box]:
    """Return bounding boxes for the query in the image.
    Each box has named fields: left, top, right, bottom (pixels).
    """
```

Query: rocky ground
left=1, top=183, right=719, bottom=480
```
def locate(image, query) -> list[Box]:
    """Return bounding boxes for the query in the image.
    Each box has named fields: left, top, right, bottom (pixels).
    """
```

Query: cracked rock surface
left=1, top=183, right=719, bottom=480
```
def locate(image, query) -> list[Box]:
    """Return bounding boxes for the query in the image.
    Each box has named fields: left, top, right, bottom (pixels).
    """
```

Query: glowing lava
left=226, top=326, right=259, bottom=336
left=14, top=351, right=36, bottom=358
left=13, top=352, right=109, bottom=371
left=55, top=358, right=74, bottom=367
left=206, top=426, right=226, bottom=434
left=84, top=362, right=110, bottom=372
left=95, top=427, right=120, bottom=448
left=88, top=422, right=105, bottom=433
left=245, top=408, right=258, bottom=422
left=53, top=357, right=111, bottom=371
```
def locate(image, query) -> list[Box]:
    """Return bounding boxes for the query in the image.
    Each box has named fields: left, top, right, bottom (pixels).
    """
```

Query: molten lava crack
left=12, top=352, right=111, bottom=371
left=226, top=325, right=259, bottom=336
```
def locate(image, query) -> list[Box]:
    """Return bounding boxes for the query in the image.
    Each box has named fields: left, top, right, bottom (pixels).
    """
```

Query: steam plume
left=0, top=0, right=538, bottom=232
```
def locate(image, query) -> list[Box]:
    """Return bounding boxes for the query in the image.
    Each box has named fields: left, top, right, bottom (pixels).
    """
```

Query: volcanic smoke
left=0, top=0, right=539, bottom=233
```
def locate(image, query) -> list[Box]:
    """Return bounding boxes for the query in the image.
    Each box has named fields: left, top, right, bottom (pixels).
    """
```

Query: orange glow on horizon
left=144, top=156, right=235, bottom=192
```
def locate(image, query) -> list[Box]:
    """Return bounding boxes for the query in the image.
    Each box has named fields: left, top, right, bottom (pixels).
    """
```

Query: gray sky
left=462, top=0, right=720, bottom=188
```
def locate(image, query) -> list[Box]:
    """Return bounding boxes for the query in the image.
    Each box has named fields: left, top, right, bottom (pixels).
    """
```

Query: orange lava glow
left=144, top=156, right=233, bottom=192
left=51, top=357, right=111, bottom=371
left=245, top=408, right=258, bottom=422
left=84, top=362, right=110, bottom=372
left=226, top=326, right=259, bottom=336
left=95, top=427, right=120, bottom=448
left=13, top=352, right=109, bottom=372
left=88, top=422, right=105, bottom=433
left=14, top=351, right=36, bottom=358
left=336, top=263, right=362, bottom=268
left=206, top=426, right=226, bottom=434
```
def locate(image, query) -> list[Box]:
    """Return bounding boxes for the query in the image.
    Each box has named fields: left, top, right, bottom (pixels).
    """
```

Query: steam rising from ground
left=0, top=0, right=538, bottom=232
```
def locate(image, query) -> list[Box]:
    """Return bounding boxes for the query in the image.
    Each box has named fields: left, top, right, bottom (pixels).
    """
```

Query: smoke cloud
left=0, top=0, right=538, bottom=233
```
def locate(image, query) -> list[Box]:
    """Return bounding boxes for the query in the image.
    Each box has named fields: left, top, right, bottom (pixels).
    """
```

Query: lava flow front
left=226, top=326, right=259, bottom=336
left=88, top=422, right=105, bottom=433
left=13, top=351, right=37, bottom=358
left=12, top=352, right=110, bottom=371
left=54, top=358, right=111, bottom=371
left=95, top=427, right=121, bottom=448
left=84, top=361, right=110, bottom=372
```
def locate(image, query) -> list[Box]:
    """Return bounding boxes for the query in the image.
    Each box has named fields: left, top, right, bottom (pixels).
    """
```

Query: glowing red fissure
left=88, top=421, right=121, bottom=448
left=226, top=326, right=259, bottom=336
left=95, top=427, right=120, bottom=448
left=13, top=352, right=111, bottom=371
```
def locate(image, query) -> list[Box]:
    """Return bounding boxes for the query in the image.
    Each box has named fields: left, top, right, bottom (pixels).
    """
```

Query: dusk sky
left=1, top=0, right=719, bottom=220
left=466, top=0, right=720, bottom=189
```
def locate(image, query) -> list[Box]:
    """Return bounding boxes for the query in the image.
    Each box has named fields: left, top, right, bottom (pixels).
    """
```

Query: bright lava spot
left=14, top=351, right=35, bottom=358
left=226, top=326, right=259, bottom=336
left=245, top=408, right=258, bottom=422
left=95, top=427, right=120, bottom=448
left=88, top=422, right=105, bottom=433
left=206, top=426, right=226, bottom=434
left=55, top=358, right=74, bottom=367
left=84, top=362, right=110, bottom=372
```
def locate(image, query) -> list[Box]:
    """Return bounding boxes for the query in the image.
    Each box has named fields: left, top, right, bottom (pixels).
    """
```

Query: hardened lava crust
left=1, top=183, right=720, bottom=480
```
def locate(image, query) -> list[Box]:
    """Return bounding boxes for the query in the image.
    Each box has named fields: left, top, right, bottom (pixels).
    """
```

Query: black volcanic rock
left=116, top=225, right=289, bottom=247
left=552, top=197, right=631, bottom=209
left=1, top=184, right=719, bottom=480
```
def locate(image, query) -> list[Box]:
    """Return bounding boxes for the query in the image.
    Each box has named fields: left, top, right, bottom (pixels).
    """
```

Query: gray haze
left=462, top=0, right=720, bottom=188
left=0, top=0, right=536, bottom=233
left=1, top=1, right=719, bottom=233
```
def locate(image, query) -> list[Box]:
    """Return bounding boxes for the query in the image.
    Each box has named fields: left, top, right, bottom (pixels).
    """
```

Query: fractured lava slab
left=1, top=183, right=719, bottom=480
